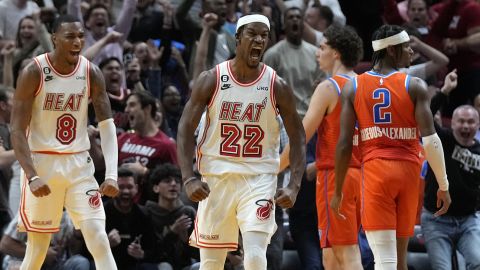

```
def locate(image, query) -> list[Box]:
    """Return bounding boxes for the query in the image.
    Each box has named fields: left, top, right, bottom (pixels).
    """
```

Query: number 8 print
left=56, top=114, right=77, bottom=144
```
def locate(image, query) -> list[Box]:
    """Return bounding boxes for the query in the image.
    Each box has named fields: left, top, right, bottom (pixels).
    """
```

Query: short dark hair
left=99, top=57, right=123, bottom=70
left=318, top=6, right=334, bottom=27
left=148, top=163, right=182, bottom=186
left=324, top=25, right=363, bottom=68
left=84, top=3, right=110, bottom=23
left=118, top=167, right=137, bottom=182
left=371, top=25, right=406, bottom=66
left=127, top=91, right=158, bottom=118
left=52, top=15, right=81, bottom=33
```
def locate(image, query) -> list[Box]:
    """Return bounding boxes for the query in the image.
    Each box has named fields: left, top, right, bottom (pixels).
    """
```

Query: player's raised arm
left=177, top=69, right=216, bottom=202
left=275, top=76, right=306, bottom=208
left=332, top=80, right=356, bottom=216
left=409, top=76, right=451, bottom=216
left=90, top=63, right=119, bottom=197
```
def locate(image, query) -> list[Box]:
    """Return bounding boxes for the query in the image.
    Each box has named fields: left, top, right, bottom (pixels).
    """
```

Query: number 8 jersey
left=29, top=54, right=90, bottom=154
left=354, top=70, right=420, bottom=164
left=197, top=61, right=281, bottom=175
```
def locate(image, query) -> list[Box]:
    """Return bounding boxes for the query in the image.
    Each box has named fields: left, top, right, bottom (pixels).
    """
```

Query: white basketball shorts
left=18, top=151, right=105, bottom=232
left=190, top=173, right=278, bottom=250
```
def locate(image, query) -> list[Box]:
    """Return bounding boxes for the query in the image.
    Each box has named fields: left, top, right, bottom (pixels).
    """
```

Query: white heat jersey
left=197, top=61, right=280, bottom=175
left=29, top=54, right=90, bottom=153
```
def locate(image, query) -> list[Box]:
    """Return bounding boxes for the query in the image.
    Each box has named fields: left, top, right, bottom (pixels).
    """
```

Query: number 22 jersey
left=354, top=71, right=420, bottom=163
left=197, top=61, right=281, bottom=175
left=29, top=54, right=90, bottom=153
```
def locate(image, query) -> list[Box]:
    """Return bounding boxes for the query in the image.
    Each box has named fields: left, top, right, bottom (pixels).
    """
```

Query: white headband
left=236, top=14, right=270, bottom=33
left=372, top=31, right=410, bottom=52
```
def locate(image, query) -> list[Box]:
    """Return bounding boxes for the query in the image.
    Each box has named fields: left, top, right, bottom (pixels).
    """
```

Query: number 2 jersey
left=29, top=54, right=90, bottom=153
left=354, top=71, right=420, bottom=163
left=197, top=61, right=281, bottom=175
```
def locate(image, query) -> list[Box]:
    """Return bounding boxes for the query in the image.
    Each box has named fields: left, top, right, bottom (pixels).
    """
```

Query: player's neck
left=372, top=59, right=398, bottom=75
left=47, top=52, right=78, bottom=75
left=157, top=197, right=182, bottom=211
left=229, top=59, right=263, bottom=83
left=331, top=62, right=353, bottom=77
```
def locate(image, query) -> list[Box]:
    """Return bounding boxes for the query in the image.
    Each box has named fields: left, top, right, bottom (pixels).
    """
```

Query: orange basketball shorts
left=317, top=167, right=361, bottom=248
left=361, top=158, right=421, bottom=237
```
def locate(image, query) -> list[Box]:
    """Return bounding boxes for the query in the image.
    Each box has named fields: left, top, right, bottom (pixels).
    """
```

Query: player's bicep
left=11, top=63, right=40, bottom=132
left=410, top=77, right=436, bottom=137
left=89, top=63, right=113, bottom=122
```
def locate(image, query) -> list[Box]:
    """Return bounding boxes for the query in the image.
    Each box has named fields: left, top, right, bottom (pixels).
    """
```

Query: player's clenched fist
left=274, top=187, right=298, bottom=209
left=99, top=179, right=119, bottom=197
left=185, top=178, right=210, bottom=202
left=29, top=177, right=51, bottom=197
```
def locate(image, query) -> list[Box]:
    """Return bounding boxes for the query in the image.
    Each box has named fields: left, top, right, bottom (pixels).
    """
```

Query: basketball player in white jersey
left=10, top=15, right=119, bottom=270
left=177, top=14, right=306, bottom=270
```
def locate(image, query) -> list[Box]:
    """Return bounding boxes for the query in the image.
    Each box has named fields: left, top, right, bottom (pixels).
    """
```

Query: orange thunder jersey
left=316, top=74, right=361, bottom=169
left=353, top=71, right=420, bottom=163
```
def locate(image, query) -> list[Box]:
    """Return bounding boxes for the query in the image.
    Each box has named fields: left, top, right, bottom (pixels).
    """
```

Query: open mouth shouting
left=250, top=47, right=263, bottom=61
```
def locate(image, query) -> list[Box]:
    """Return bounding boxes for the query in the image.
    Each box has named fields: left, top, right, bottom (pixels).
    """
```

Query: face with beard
left=86, top=6, right=109, bottom=38
left=284, top=8, right=304, bottom=45
left=237, top=22, right=269, bottom=68
left=407, top=0, right=428, bottom=28
left=452, top=106, right=480, bottom=146
left=115, top=176, right=138, bottom=211
left=125, top=95, right=150, bottom=131
left=101, top=59, right=123, bottom=95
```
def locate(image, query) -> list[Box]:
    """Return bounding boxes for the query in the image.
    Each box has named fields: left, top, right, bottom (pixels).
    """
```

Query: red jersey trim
left=227, top=61, right=267, bottom=87
left=269, top=70, right=278, bottom=116
left=45, top=53, right=82, bottom=77
left=196, top=112, right=211, bottom=172
left=86, top=60, right=91, bottom=98
left=192, top=215, right=238, bottom=249
left=33, top=58, right=44, bottom=97
left=20, top=175, right=60, bottom=233
left=32, top=150, right=85, bottom=155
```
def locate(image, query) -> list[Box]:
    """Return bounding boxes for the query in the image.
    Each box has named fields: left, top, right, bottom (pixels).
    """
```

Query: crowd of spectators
left=0, top=0, right=479, bottom=269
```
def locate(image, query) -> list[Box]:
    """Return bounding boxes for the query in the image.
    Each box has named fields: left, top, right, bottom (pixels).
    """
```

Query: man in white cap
left=331, top=24, right=451, bottom=270
left=176, top=14, right=306, bottom=270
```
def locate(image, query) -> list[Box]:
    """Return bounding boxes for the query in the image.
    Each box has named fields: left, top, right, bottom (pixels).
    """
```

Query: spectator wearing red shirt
left=118, top=91, right=178, bottom=202
left=430, top=0, right=480, bottom=117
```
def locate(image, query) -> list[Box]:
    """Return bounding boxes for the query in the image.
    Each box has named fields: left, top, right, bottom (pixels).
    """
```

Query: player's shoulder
left=195, top=67, right=217, bottom=88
